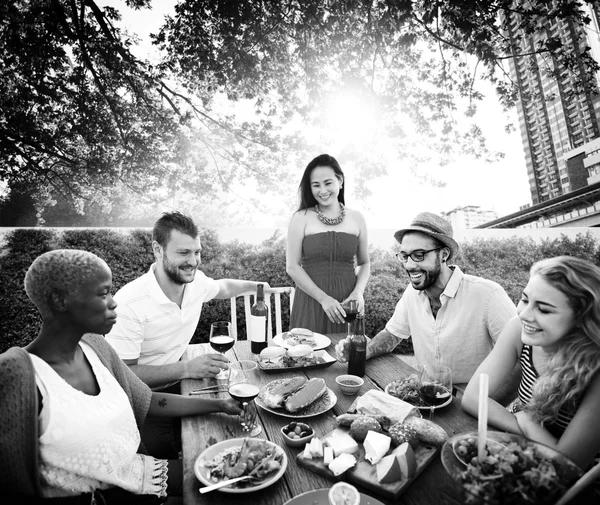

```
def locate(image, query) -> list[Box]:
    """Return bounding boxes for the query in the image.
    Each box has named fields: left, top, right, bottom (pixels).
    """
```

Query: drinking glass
left=209, top=321, right=234, bottom=381
left=228, top=360, right=262, bottom=436
left=342, top=300, right=358, bottom=333
left=419, top=364, right=452, bottom=420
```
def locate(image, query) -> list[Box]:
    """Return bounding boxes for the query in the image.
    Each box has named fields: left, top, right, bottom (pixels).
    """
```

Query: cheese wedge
left=376, top=453, right=402, bottom=483
left=324, top=446, right=334, bottom=465
left=364, top=430, right=391, bottom=465
left=393, top=442, right=417, bottom=478
left=327, top=433, right=359, bottom=457
left=328, top=452, right=357, bottom=476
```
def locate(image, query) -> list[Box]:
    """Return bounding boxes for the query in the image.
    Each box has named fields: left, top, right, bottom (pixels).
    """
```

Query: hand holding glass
left=228, top=360, right=262, bottom=436
left=419, top=364, right=452, bottom=420
left=209, top=321, right=234, bottom=380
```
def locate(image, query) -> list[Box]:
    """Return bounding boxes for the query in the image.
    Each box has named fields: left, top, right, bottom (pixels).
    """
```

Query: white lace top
left=30, top=342, right=167, bottom=498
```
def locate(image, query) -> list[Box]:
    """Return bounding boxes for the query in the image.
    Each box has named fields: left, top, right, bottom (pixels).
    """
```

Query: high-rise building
left=441, top=206, right=498, bottom=230
left=506, top=4, right=600, bottom=206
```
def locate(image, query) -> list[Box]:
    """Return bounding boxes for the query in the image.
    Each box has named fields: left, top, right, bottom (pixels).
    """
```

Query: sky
left=103, top=0, right=532, bottom=229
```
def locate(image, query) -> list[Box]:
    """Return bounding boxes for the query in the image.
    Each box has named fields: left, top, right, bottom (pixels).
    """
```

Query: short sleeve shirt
left=385, top=266, right=517, bottom=384
left=105, top=264, right=220, bottom=366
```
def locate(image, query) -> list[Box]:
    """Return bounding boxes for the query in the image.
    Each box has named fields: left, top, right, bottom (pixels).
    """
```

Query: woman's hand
left=341, top=292, right=365, bottom=314
left=320, top=295, right=346, bottom=324
left=514, top=410, right=557, bottom=446
left=220, top=397, right=244, bottom=416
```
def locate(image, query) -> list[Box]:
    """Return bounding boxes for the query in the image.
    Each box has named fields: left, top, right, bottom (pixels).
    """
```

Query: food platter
left=195, top=437, right=287, bottom=493
left=384, top=382, right=452, bottom=412
left=258, top=349, right=337, bottom=373
left=282, top=488, right=385, bottom=505
left=273, top=332, right=331, bottom=350
left=256, top=379, right=337, bottom=419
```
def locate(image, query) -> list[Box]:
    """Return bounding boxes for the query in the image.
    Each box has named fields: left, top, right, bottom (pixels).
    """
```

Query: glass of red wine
left=343, top=300, right=358, bottom=333
left=419, top=364, right=452, bottom=420
left=228, top=360, right=262, bottom=436
left=209, top=321, right=234, bottom=380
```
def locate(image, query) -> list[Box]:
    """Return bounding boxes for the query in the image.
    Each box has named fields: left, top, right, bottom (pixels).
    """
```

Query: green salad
left=460, top=441, right=573, bottom=504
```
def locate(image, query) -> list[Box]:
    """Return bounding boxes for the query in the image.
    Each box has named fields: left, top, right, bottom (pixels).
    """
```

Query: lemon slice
left=327, top=482, right=361, bottom=505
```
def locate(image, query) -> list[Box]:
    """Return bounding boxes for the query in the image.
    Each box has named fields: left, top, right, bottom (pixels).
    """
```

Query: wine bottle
left=249, top=283, right=269, bottom=354
left=348, top=314, right=367, bottom=377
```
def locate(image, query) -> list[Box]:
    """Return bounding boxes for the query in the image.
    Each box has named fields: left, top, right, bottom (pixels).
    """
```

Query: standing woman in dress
left=286, top=154, right=370, bottom=334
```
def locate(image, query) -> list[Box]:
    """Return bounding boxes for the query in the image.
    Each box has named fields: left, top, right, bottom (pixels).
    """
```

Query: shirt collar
left=441, top=265, right=463, bottom=298
left=145, top=263, right=176, bottom=305
left=414, top=264, right=463, bottom=299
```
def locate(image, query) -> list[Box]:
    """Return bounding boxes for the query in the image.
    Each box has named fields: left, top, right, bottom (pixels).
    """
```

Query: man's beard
left=406, top=257, right=441, bottom=291
left=163, top=256, right=197, bottom=285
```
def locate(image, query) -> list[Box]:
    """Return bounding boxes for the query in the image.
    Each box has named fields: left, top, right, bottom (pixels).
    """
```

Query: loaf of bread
left=262, top=376, right=307, bottom=409
left=403, top=415, right=449, bottom=446
left=284, top=378, right=326, bottom=412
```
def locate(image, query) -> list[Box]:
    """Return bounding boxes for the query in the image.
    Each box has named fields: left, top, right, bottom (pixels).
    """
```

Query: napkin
left=354, top=390, right=421, bottom=423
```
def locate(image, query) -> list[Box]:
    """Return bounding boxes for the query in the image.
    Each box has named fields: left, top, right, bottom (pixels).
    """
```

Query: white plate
left=194, top=437, right=287, bottom=493
left=273, top=332, right=331, bottom=350
left=256, top=379, right=337, bottom=418
left=283, top=488, right=385, bottom=505
left=384, top=383, right=452, bottom=411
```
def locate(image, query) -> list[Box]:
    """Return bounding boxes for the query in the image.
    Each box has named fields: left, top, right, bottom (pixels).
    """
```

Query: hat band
left=412, top=221, right=448, bottom=236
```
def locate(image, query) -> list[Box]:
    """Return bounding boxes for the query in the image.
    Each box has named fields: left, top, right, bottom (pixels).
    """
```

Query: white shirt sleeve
left=104, top=298, right=144, bottom=361
left=384, top=290, right=411, bottom=342
left=485, top=286, right=518, bottom=344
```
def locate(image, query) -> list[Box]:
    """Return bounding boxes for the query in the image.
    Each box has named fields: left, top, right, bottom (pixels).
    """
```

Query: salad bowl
left=441, top=431, right=582, bottom=505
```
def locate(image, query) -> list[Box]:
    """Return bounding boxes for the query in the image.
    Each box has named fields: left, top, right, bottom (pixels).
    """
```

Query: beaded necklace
left=315, top=203, right=346, bottom=225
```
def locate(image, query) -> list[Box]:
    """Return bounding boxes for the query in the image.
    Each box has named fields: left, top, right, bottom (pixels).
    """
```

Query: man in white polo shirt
left=106, top=211, right=271, bottom=459
left=336, top=212, right=517, bottom=389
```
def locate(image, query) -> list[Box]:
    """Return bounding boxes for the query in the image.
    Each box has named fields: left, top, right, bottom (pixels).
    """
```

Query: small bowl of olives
left=281, top=421, right=314, bottom=448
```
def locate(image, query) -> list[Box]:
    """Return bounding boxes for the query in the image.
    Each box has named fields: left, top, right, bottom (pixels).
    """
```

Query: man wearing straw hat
left=336, top=211, right=517, bottom=389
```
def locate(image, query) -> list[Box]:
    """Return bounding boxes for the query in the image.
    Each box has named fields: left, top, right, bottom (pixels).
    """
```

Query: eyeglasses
left=395, top=247, right=443, bottom=263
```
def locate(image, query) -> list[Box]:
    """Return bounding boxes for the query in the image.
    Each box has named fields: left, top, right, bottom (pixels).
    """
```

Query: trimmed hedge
left=1, top=228, right=599, bottom=355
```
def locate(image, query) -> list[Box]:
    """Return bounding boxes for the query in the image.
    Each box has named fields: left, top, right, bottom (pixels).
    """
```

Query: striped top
left=516, top=344, right=576, bottom=437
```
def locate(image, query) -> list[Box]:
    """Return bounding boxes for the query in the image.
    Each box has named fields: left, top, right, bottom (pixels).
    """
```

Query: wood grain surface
left=180, top=333, right=479, bottom=505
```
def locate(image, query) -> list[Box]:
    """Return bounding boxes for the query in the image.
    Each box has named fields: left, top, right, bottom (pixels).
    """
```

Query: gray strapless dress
left=290, top=231, right=359, bottom=334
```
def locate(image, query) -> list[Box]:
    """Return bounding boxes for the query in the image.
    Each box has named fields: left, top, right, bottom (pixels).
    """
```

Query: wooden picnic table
left=180, top=333, right=479, bottom=505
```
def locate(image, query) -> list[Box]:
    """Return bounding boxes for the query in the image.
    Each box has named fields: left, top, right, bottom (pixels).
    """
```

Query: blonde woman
left=462, top=256, right=600, bottom=471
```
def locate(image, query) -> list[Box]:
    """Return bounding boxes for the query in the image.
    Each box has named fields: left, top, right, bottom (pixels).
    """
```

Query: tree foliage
left=1, top=0, right=598, bottom=222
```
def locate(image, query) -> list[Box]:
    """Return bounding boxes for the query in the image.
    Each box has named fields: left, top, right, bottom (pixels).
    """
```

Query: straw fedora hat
left=393, top=212, right=459, bottom=261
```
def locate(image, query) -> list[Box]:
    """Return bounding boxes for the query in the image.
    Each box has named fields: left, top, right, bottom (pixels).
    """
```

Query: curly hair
left=24, top=249, right=108, bottom=319
left=527, top=256, right=600, bottom=424
left=153, top=211, right=198, bottom=247
left=297, top=154, right=346, bottom=211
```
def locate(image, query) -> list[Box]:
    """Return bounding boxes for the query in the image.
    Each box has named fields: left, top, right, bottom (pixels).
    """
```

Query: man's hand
left=220, top=397, right=244, bottom=415
left=186, top=353, right=229, bottom=379
left=334, top=336, right=351, bottom=363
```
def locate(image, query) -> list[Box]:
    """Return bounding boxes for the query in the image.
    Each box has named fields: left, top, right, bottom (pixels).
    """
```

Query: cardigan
left=0, top=334, right=153, bottom=498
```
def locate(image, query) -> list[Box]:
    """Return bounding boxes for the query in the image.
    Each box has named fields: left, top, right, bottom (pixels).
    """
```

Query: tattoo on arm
left=158, top=398, right=167, bottom=408
left=367, top=334, right=398, bottom=359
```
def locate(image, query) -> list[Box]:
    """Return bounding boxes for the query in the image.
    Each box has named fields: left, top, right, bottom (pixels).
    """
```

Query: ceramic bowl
left=280, top=421, right=314, bottom=448
left=335, top=374, right=364, bottom=395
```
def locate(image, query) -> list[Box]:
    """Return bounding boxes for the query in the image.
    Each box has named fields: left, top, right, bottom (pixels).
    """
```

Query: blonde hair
left=527, top=256, right=600, bottom=424
left=24, top=249, right=107, bottom=319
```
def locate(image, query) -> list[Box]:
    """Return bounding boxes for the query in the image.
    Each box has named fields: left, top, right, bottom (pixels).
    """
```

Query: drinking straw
left=477, top=373, right=489, bottom=461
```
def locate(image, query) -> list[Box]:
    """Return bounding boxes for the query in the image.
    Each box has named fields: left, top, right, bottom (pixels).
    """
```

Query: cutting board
left=297, top=427, right=439, bottom=500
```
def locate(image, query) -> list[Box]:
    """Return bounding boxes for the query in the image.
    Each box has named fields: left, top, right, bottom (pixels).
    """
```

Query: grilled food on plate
left=261, top=377, right=327, bottom=412
left=283, top=328, right=316, bottom=347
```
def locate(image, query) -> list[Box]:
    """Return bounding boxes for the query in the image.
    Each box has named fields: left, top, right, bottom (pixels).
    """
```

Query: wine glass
left=342, top=300, right=358, bottom=333
left=419, top=364, right=452, bottom=420
left=209, top=321, right=234, bottom=381
left=228, top=360, right=262, bottom=436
